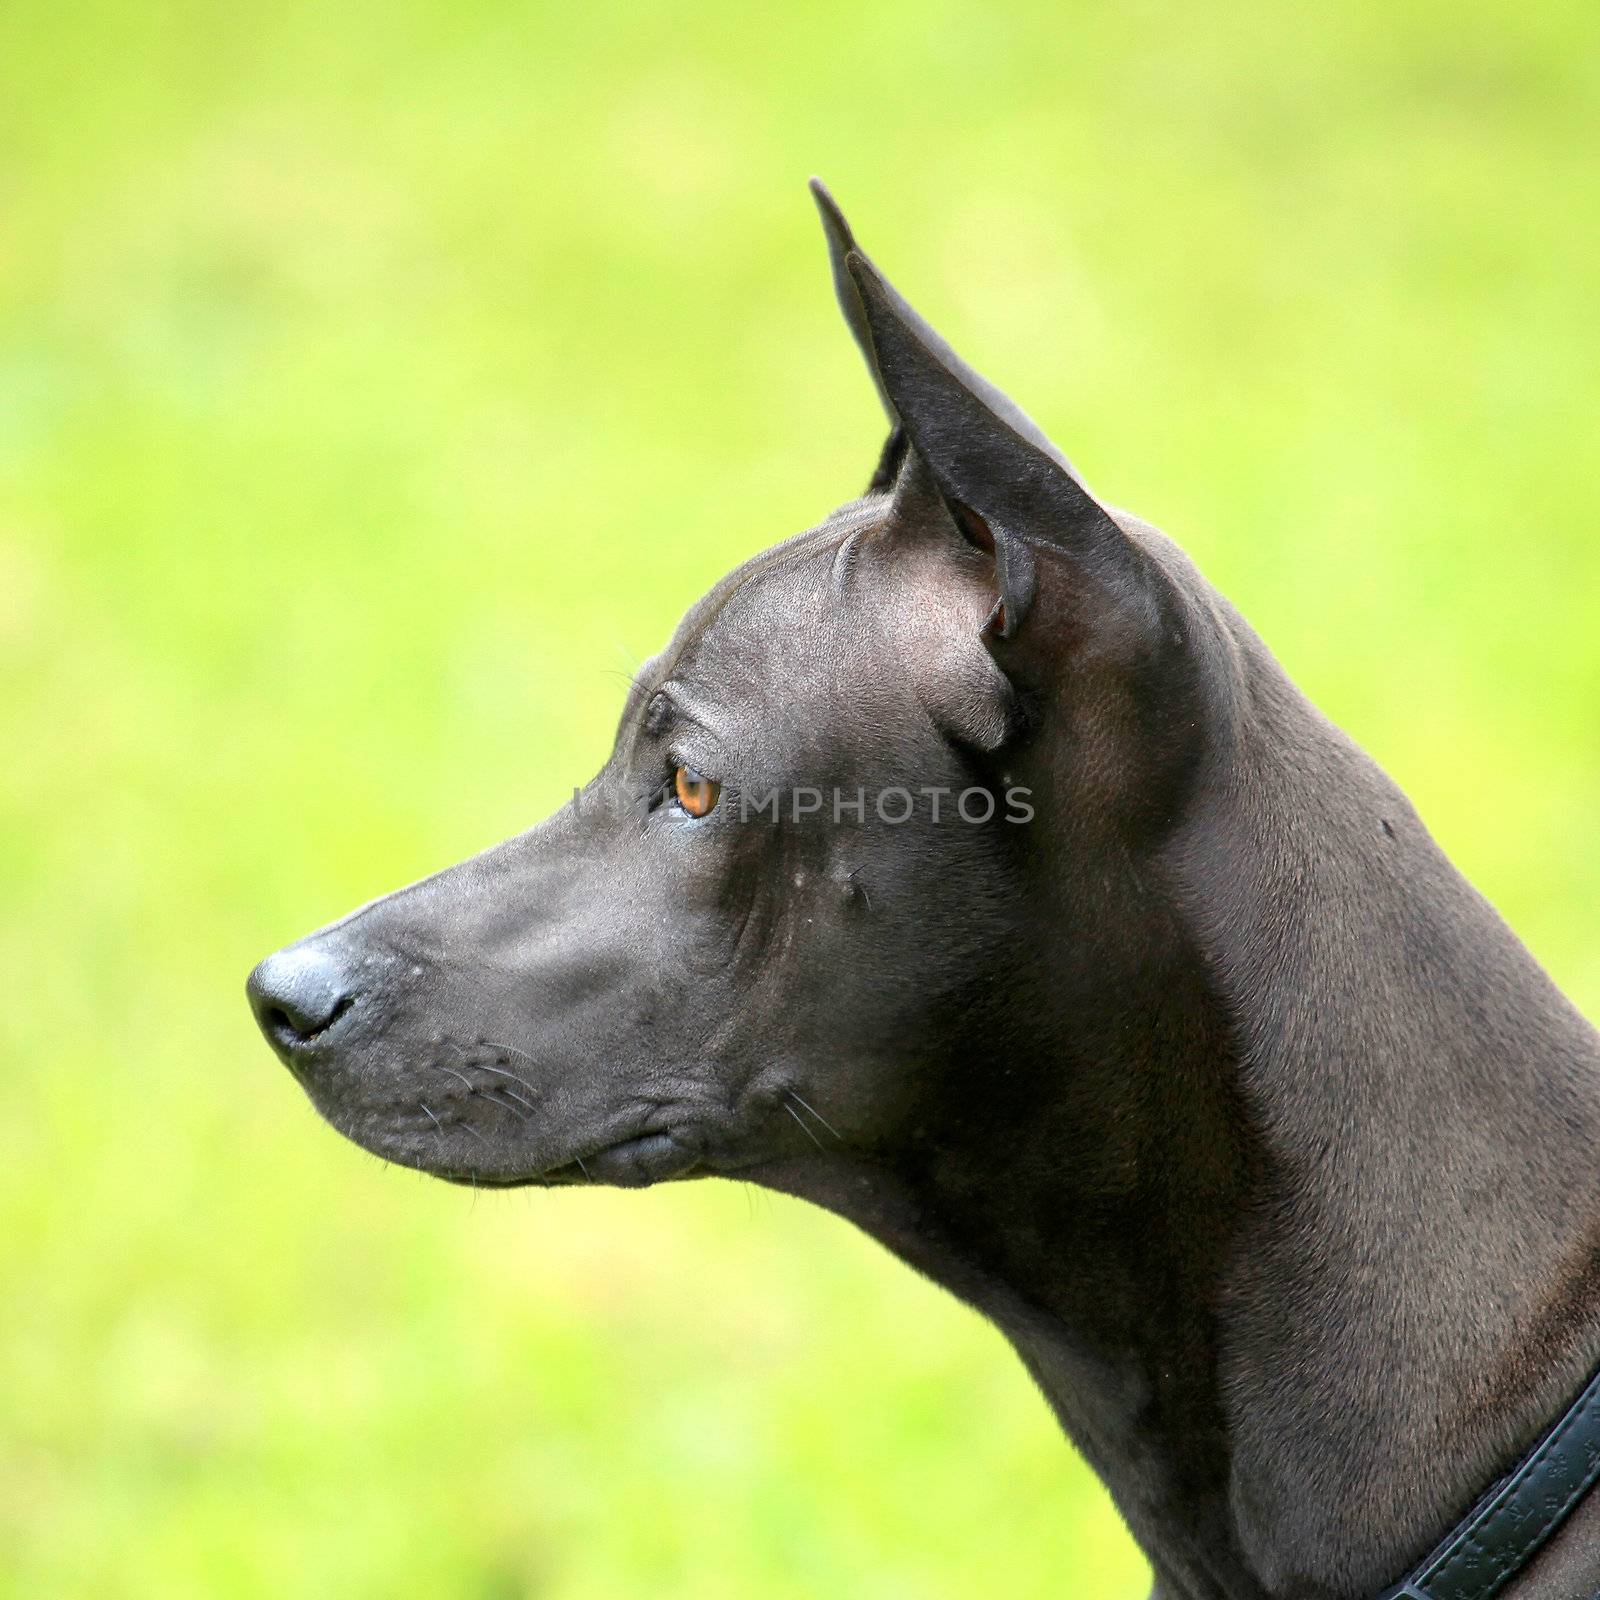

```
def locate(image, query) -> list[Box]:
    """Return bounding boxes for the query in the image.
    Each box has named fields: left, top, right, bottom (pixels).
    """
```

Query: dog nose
left=247, top=944, right=357, bottom=1052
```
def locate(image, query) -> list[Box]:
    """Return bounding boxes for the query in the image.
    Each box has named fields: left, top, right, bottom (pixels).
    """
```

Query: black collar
left=1377, top=1362, right=1600, bottom=1599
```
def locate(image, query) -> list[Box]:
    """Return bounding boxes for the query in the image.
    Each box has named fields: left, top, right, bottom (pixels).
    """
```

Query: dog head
left=247, top=184, right=1208, bottom=1198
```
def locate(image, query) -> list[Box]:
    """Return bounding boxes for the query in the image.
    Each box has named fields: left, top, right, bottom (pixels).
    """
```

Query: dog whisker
left=467, top=1061, right=541, bottom=1097
left=481, top=1086, right=533, bottom=1122
left=440, top=1037, right=542, bottom=1096
left=788, top=1089, right=842, bottom=1143
left=478, top=1039, right=541, bottom=1071
left=602, top=661, right=653, bottom=696
left=419, top=1102, right=446, bottom=1139
left=784, top=1097, right=827, bottom=1154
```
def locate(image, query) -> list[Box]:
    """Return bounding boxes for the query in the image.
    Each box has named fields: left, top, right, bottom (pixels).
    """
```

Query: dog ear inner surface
left=844, top=243, right=1163, bottom=653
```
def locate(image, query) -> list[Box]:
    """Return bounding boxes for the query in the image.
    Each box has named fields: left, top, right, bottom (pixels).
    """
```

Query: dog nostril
left=247, top=946, right=358, bottom=1051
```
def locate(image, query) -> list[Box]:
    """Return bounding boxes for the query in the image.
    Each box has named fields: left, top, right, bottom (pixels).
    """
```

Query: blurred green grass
left=2, top=2, right=1598, bottom=1595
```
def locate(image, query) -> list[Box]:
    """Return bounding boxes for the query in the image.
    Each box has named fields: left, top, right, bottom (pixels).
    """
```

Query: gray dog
left=249, top=184, right=1600, bottom=1600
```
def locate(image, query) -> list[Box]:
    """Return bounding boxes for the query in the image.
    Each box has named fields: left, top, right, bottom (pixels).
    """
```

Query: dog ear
left=810, top=180, right=907, bottom=492
left=810, top=179, right=1082, bottom=511
left=839, top=242, right=1152, bottom=645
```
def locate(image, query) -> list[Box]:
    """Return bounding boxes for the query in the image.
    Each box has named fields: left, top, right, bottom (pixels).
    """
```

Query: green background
left=3, top=3, right=1598, bottom=1596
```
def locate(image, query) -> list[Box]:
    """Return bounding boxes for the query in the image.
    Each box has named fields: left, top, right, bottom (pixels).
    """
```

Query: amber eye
left=672, top=765, right=721, bottom=818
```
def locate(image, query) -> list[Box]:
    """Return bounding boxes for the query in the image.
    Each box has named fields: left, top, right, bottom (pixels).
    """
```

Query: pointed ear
left=810, top=178, right=893, bottom=421
left=810, top=179, right=906, bottom=492
left=844, top=248, right=1149, bottom=642
left=810, top=179, right=1083, bottom=508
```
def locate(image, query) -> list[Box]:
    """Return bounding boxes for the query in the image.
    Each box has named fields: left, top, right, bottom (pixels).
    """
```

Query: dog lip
left=545, top=1130, right=698, bottom=1187
left=430, top=1129, right=698, bottom=1190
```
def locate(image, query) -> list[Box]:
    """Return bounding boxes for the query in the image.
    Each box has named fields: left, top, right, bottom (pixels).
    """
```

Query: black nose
left=247, top=944, right=357, bottom=1052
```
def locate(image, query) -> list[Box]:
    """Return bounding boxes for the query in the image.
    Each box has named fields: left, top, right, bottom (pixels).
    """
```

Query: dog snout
left=247, top=942, right=359, bottom=1055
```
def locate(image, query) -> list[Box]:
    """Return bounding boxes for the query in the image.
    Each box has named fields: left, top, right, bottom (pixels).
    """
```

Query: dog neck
left=1159, top=617, right=1600, bottom=1595
left=770, top=602, right=1600, bottom=1600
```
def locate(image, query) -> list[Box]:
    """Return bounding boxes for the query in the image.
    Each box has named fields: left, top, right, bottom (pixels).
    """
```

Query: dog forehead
left=663, top=507, right=882, bottom=688
left=640, top=501, right=994, bottom=771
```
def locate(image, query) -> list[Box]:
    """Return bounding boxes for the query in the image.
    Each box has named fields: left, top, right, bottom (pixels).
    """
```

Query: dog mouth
left=428, top=1129, right=702, bottom=1190
left=272, top=1023, right=710, bottom=1191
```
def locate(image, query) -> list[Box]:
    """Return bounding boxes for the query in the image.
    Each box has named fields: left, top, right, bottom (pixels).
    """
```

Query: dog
left=248, top=183, right=1600, bottom=1599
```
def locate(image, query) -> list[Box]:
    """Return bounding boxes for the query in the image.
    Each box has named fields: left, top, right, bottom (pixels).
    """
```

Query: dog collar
left=1377, top=1361, right=1600, bottom=1599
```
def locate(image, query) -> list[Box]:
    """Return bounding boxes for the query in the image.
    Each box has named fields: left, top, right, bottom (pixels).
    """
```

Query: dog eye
left=673, top=765, right=721, bottom=818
